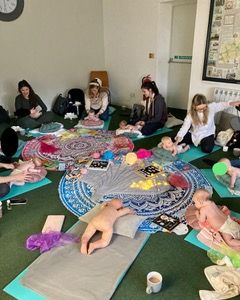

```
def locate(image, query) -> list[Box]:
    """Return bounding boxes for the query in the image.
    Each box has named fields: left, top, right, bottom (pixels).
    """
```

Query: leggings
left=181, top=132, right=215, bottom=153
left=141, top=122, right=164, bottom=136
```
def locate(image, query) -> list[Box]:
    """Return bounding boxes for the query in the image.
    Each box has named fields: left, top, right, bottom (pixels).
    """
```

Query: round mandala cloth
left=22, top=129, right=134, bottom=169
left=59, top=160, right=211, bottom=233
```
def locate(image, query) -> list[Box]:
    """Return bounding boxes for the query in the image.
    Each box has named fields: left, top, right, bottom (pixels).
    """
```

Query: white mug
left=223, top=146, right=228, bottom=152
left=146, top=271, right=162, bottom=294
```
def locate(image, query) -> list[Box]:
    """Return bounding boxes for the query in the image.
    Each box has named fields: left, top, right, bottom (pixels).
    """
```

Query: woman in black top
left=15, top=80, right=52, bottom=129
left=136, top=79, right=167, bottom=136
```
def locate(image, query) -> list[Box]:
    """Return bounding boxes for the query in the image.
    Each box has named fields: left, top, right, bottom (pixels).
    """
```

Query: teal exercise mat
left=178, top=145, right=221, bottom=163
left=200, top=169, right=239, bottom=198
left=108, top=106, right=116, bottom=115
left=132, top=127, right=172, bottom=141
left=184, top=211, right=240, bottom=251
left=0, top=178, right=52, bottom=202
left=103, top=116, right=111, bottom=130
left=4, top=222, right=149, bottom=300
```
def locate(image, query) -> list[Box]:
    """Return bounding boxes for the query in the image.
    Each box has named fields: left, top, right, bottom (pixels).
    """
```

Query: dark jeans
left=181, top=132, right=215, bottom=153
left=17, top=111, right=54, bottom=129
left=141, top=122, right=164, bottom=136
left=231, top=160, right=240, bottom=168
left=0, top=183, right=10, bottom=198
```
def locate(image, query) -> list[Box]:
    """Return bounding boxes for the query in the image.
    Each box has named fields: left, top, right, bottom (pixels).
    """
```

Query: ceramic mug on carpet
left=146, top=271, right=162, bottom=294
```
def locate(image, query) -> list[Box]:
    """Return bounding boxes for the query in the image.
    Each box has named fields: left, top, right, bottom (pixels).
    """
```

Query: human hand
left=31, top=111, right=42, bottom=119
left=174, top=136, right=182, bottom=144
left=1, top=163, right=15, bottom=170
left=12, top=171, right=32, bottom=183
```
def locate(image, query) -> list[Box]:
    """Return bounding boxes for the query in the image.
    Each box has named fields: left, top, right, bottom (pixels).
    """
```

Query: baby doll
left=80, top=110, right=103, bottom=127
left=84, top=110, right=100, bottom=122
left=218, top=158, right=240, bottom=189
left=80, top=198, right=134, bottom=255
left=10, top=159, right=47, bottom=186
left=116, top=120, right=143, bottom=136
left=158, top=136, right=189, bottom=156
left=193, top=188, right=240, bottom=251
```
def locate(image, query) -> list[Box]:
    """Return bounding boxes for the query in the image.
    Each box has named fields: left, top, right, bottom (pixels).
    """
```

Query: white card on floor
left=42, top=215, right=65, bottom=233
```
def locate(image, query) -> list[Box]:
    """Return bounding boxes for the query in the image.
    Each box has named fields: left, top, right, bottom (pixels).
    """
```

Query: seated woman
left=134, top=79, right=167, bottom=136
left=84, top=78, right=109, bottom=121
left=175, top=94, right=240, bottom=153
left=0, top=162, right=31, bottom=198
left=15, top=80, right=53, bottom=129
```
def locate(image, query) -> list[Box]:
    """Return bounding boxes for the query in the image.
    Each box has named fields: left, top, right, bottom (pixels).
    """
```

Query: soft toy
left=102, top=150, right=114, bottom=160
left=125, top=152, right=138, bottom=165
left=10, top=160, right=47, bottom=186
left=167, top=172, right=189, bottom=189
left=136, top=148, right=152, bottom=159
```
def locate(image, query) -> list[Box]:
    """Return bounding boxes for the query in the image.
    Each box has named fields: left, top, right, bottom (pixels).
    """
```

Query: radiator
left=213, top=87, right=240, bottom=116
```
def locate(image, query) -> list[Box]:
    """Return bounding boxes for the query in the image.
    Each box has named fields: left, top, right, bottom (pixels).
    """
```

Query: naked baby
left=158, top=136, right=189, bottom=156
left=80, top=198, right=134, bottom=255
left=218, top=158, right=240, bottom=189
left=193, top=188, right=240, bottom=251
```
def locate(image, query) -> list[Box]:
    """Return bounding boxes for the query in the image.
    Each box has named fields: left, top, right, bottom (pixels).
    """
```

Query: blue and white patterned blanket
left=59, top=160, right=211, bottom=233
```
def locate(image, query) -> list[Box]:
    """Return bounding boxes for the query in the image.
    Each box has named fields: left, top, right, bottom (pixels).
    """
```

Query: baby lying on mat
left=158, top=136, right=189, bottom=156
left=80, top=198, right=134, bottom=255
left=116, top=120, right=142, bottom=136
left=218, top=158, right=240, bottom=189
left=10, top=159, right=47, bottom=186
left=193, top=188, right=240, bottom=251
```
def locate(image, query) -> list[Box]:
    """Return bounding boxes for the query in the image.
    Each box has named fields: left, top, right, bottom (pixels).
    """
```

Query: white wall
left=0, top=0, right=105, bottom=114
left=189, top=0, right=240, bottom=109
left=103, top=0, right=159, bottom=107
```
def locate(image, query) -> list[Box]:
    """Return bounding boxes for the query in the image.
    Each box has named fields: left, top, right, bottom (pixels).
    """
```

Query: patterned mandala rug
left=59, top=160, right=211, bottom=233
left=22, top=129, right=134, bottom=170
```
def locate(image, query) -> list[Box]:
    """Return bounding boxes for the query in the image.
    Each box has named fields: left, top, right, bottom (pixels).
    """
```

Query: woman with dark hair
left=175, top=94, right=240, bottom=153
left=84, top=78, right=109, bottom=121
left=15, top=80, right=52, bottom=129
left=135, top=79, right=167, bottom=136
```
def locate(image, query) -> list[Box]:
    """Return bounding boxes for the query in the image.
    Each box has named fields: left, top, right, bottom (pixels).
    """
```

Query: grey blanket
left=21, top=222, right=149, bottom=300
left=82, top=163, right=170, bottom=202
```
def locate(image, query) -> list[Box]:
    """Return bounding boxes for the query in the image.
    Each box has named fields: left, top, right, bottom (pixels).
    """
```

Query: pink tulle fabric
left=26, top=231, right=79, bottom=253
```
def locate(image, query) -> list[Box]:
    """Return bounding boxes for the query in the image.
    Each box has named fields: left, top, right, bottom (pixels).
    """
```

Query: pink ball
left=80, top=168, right=88, bottom=175
left=92, top=152, right=101, bottom=159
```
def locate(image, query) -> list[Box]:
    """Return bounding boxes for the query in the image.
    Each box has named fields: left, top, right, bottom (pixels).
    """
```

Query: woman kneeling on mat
left=135, top=79, right=167, bottom=136
left=175, top=94, right=240, bottom=153
left=0, top=163, right=31, bottom=198
left=84, top=78, right=109, bottom=121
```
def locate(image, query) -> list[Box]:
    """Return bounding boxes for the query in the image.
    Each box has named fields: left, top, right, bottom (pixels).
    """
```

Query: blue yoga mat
left=132, top=127, right=172, bottom=141
left=184, top=211, right=240, bottom=251
left=3, top=222, right=150, bottom=300
left=0, top=178, right=52, bottom=202
left=200, top=169, right=239, bottom=198
left=178, top=145, right=221, bottom=163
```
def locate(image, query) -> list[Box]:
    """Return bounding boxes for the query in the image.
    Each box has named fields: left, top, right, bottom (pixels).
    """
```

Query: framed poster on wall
left=202, top=0, right=240, bottom=84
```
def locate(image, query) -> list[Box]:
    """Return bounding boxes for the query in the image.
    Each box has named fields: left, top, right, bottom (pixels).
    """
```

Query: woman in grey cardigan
left=15, top=80, right=52, bottom=129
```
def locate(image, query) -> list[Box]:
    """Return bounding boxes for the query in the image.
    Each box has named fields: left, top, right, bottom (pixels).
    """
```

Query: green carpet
left=0, top=107, right=239, bottom=300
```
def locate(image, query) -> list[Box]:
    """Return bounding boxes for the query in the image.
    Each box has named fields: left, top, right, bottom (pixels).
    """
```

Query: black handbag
left=226, top=130, right=240, bottom=149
